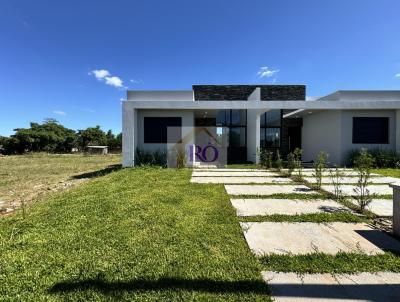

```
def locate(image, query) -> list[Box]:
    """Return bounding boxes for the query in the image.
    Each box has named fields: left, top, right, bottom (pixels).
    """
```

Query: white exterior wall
left=302, top=109, right=396, bottom=165
left=136, top=109, right=194, bottom=153
left=340, top=110, right=395, bottom=165
left=302, top=110, right=342, bottom=164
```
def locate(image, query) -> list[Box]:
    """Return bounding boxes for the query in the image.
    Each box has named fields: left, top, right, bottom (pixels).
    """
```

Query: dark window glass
left=216, top=110, right=227, bottom=126
left=265, top=128, right=281, bottom=148
left=260, top=128, right=266, bottom=148
left=266, top=110, right=281, bottom=127
left=229, top=127, right=246, bottom=147
left=260, top=113, right=267, bottom=127
left=352, top=117, right=389, bottom=144
left=231, top=110, right=246, bottom=126
left=144, top=117, right=182, bottom=143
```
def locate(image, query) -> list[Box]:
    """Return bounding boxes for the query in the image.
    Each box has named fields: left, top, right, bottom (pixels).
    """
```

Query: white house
left=122, top=85, right=400, bottom=167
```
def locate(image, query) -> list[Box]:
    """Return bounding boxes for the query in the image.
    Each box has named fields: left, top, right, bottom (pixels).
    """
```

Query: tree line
left=0, top=119, right=121, bottom=154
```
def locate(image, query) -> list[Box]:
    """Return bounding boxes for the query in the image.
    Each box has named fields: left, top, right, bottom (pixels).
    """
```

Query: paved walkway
left=191, top=167, right=400, bottom=301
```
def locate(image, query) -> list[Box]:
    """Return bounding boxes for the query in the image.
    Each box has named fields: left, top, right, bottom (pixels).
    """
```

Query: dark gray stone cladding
left=193, top=85, right=306, bottom=101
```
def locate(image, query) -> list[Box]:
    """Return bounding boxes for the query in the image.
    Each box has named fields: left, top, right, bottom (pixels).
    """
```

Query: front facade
left=122, top=85, right=400, bottom=167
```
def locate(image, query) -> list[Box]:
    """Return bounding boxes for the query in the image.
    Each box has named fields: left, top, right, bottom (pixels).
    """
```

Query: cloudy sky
left=1, top=0, right=400, bottom=135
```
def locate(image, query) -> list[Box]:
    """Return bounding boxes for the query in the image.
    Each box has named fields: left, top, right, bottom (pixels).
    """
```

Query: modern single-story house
left=122, top=85, right=400, bottom=167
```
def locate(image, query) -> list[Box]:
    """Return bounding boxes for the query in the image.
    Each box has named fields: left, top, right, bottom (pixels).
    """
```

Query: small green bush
left=259, top=148, right=273, bottom=169
left=348, top=148, right=400, bottom=168
left=136, top=148, right=167, bottom=167
left=274, top=150, right=283, bottom=171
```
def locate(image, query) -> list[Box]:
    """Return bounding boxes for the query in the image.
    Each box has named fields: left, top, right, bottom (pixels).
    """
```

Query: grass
left=372, top=168, right=400, bottom=178
left=0, top=153, right=121, bottom=208
left=238, top=212, right=368, bottom=223
left=259, top=252, right=400, bottom=274
left=0, top=167, right=270, bottom=301
left=231, top=193, right=329, bottom=200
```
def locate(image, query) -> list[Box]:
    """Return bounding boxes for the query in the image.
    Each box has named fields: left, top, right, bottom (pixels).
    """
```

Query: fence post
left=389, top=183, right=400, bottom=237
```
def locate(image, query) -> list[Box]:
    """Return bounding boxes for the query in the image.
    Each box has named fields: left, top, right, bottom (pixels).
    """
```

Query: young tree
left=353, top=149, right=375, bottom=212
left=274, top=150, right=283, bottom=171
left=293, top=148, right=303, bottom=180
left=329, top=166, right=345, bottom=201
left=313, top=151, right=328, bottom=189
left=287, top=152, right=295, bottom=176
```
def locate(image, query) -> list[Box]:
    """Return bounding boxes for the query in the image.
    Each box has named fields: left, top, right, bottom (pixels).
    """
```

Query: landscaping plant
left=259, top=148, right=273, bottom=169
left=287, top=152, right=295, bottom=176
left=293, top=148, right=303, bottom=180
left=329, top=166, right=344, bottom=201
left=353, top=149, right=375, bottom=212
left=175, top=146, right=186, bottom=169
left=313, top=151, right=328, bottom=189
left=274, top=150, right=283, bottom=171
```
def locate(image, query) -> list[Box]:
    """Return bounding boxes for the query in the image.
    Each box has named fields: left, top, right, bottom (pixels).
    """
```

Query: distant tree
left=105, top=130, right=122, bottom=150
left=2, top=120, right=76, bottom=154
left=77, top=126, right=107, bottom=150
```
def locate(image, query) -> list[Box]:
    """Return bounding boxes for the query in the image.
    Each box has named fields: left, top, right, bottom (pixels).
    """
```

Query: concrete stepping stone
left=225, top=185, right=315, bottom=195
left=322, top=185, right=392, bottom=196
left=192, top=171, right=280, bottom=177
left=350, top=199, right=393, bottom=216
left=240, top=222, right=400, bottom=255
left=194, top=168, right=267, bottom=172
left=231, top=199, right=349, bottom=216
left=190, top=177, right=292, bottom=184
left=263, top=271, right=400, bottom=302
left=304, top=176, right=398, bottom=184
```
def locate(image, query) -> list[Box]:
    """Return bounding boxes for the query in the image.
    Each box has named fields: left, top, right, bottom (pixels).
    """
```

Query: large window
left=260, top=110, right=282, bottom=148
left=352, top=117, right=389, bottom=144
left=144, top=117, right=182, bottom=143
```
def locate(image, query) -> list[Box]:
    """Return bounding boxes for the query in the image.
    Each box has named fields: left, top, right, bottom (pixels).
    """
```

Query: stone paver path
left=191, top=176, right=292, bottom=184
left=225, top=184, right=315, bottom=195
left=322, top=184, right=392, bottom=196
left=191, top=167, right=400, bottom=301
left=304, top=176, right=398, bottom=184
left=240, top=222, right=400, bottom=255
left=192, top=171, right=280, bottom=177
left=263, top=271, right=400, bottom=302
left=351, top=199, right=393, bottom=216
left=231, top=198, right=348, bottom=216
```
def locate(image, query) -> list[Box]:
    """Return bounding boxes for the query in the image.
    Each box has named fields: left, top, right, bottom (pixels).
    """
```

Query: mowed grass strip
left=230, top=193, right=328, bottom=200
left=0, top=168, right=270, bottom=301
left=372, top=168, right=400, bottom=178
left=238, top=212, right=368, bottom=223
left=259, top=252, right=400, bottom=274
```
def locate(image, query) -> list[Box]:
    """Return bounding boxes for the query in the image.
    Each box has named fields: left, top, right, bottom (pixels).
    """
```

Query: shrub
left=353, top=149, right=375, bottom=212
left=313, top=151, right=328, bottom=189
left=293, top=148, right=303, bottom=180
left=136, top=148, right=167, bottom=167
left=274, top=150, right=283, bottom=171
left=259, top=148, right=273, bottom=169
left=329, top=166, right=345, bottom=201
left=348, top=148, right=399, bottom=168
left=175, top=147, right=186, bottom=169
left=287, top=152, right=295, bottom=176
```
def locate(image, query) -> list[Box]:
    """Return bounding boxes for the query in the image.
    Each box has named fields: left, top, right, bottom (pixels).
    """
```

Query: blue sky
left=1, top=0, right=400, bottom=136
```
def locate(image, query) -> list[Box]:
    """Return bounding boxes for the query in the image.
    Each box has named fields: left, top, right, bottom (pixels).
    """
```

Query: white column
left=396, top=110, right=400, bottom=154
left=122, top=102, right=137, bottom=167
left=390, top=183, right=400, bottom=237
left=247, top=88, right=261, bottom=163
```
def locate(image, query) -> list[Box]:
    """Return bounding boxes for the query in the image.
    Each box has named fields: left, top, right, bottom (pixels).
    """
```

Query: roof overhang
left=124, top=100, right=400, bottom=112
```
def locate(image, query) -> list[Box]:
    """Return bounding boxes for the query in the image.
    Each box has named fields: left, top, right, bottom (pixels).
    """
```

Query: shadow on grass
left=71, top=164, right=122, bottom=180
left=48, top=277, right=270, bottom=295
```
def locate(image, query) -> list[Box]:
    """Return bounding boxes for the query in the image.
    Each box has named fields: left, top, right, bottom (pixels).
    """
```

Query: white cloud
left=53, top=110, right=66, bottom=116
left=91, top=69, right=110, bottom=80
left=120, top=97, right=126, bottom=101
left=257, top=66, right=279, bottom=78
left=89, top=69, right=125, bottom=89
left=105, top=76, right=123, bottom=88
left=395, top=73, right=400, bottom=78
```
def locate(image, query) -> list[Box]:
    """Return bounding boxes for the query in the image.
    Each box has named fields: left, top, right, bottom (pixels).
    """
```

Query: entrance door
left=288, top=127, right=301, bottom=153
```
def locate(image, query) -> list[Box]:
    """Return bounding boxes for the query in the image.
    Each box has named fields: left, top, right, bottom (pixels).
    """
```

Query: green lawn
left=0, top=167, right=270, bottom=301
left=0, top=153, right=121, bottom=208
left=372, top=168, right=400, bottom=178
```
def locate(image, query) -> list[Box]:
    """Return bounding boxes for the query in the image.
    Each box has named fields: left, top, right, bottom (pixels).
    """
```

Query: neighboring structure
left=87, top=145, right=108, bottom=155
left=122, top=85, right=400, bottom=167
